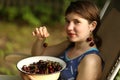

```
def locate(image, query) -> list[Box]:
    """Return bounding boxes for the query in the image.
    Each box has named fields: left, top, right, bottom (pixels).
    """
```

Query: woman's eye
left=74, top=20, right=80, bottom=24
left=65, top=20, right=70, bottom=24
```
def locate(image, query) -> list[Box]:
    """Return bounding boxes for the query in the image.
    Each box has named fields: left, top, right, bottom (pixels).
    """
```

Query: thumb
left=27, top=75, right=36, bottom=80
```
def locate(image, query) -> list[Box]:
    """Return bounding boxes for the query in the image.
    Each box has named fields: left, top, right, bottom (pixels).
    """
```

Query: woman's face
left=65, top=12, right=93, bottom=42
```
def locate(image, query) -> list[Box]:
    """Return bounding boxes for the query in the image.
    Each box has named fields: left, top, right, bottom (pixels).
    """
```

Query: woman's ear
left=90, top=21, right=97, bottom=31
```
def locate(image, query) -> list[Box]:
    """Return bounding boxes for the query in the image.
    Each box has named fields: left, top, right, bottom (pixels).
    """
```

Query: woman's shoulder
left=80, top=49, right=105, bottom=71
left=78, top=52, right=102, bottom=70
left=78, top=49, right=102, bottom=67
left=83, top=53, right=101, bottom=64
left=77, top=52, right=102, bottom=80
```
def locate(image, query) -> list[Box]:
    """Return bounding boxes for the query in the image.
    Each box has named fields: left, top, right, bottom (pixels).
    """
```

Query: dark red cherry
left=89, top=42, right=94, bottom=47
left=43, top=43, right=48, bottom=48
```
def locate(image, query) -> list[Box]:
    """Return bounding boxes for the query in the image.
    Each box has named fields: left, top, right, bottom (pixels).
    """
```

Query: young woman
left=22, top=1, right=104, bottom=80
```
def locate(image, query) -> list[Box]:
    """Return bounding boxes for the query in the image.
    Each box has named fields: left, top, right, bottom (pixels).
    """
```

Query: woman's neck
left=67, top=41, right=97, bottom=59
left=74, top=41, right=96, bottom=52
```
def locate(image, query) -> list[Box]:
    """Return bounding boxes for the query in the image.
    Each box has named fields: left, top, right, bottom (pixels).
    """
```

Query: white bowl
left=17, top=56, right=66, bottom=80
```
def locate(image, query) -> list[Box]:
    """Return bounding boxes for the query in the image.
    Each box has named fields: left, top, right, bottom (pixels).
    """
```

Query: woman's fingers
left=32, top=26, right=49, bottom=39
left=20, top=72, right=36, bottom=80
left=32, top=28, right=39, bottom=36
left=43, top=26, right=50, bottom=37
left=20, top=73, right=29, bottom=80
left=38, top=27, right=44, bottom=37
left=27, top=75, right=36, bottom=80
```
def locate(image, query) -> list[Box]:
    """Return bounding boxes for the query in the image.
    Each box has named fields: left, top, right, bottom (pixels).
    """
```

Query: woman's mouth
left=67, top=33, right=76, bottom=37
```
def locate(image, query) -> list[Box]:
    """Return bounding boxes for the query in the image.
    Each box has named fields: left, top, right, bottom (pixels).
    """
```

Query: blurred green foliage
left=0, top=0, right=105, bottom=26
left=21, top=6, right=41, bottom=26
left=0, top=0, right=68, bottom=26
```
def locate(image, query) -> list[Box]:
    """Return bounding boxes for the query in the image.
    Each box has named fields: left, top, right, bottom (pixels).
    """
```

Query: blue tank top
left=58, top=47, right=104, bottom=80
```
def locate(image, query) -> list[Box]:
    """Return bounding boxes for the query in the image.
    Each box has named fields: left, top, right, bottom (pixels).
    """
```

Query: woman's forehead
left=65, top=12, right=85, bottom=20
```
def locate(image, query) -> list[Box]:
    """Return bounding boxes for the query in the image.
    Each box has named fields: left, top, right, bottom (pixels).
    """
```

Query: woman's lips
left=67, top=33, right=76, bottom=37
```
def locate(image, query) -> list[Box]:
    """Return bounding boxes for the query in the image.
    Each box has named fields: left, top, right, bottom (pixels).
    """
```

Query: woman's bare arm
left=31, top=38, right=45, bottom=56
left=31, top=39, right=70, bottom=56
left=76, top=54, right=102, bottom=80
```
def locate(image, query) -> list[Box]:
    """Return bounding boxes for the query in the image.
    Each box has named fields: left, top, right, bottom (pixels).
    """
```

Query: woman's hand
left=20, top=73, right=36, bottom=80
left=32, top=26, right=50, bottom=40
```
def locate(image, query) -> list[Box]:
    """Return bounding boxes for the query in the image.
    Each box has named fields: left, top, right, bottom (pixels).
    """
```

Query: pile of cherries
left=22, top=60, right=62, bottom=74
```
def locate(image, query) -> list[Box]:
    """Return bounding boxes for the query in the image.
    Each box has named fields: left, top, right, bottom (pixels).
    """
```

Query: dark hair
left=65, top=0, right=102, bottom=48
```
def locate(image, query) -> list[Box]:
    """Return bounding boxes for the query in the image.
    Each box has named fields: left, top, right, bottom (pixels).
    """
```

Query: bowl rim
left=16, top=56, right=66, bottom=75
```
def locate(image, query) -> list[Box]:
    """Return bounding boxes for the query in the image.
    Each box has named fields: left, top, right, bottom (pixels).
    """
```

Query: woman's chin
left=68, top=38, right=76, bottom=42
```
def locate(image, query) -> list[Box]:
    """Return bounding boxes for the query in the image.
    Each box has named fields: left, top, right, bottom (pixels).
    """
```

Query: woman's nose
left=66, top=22, right=74, bottom=30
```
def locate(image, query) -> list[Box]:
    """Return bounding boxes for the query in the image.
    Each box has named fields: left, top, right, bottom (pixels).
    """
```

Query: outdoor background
left=0, top=0, right=120, bottom=79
